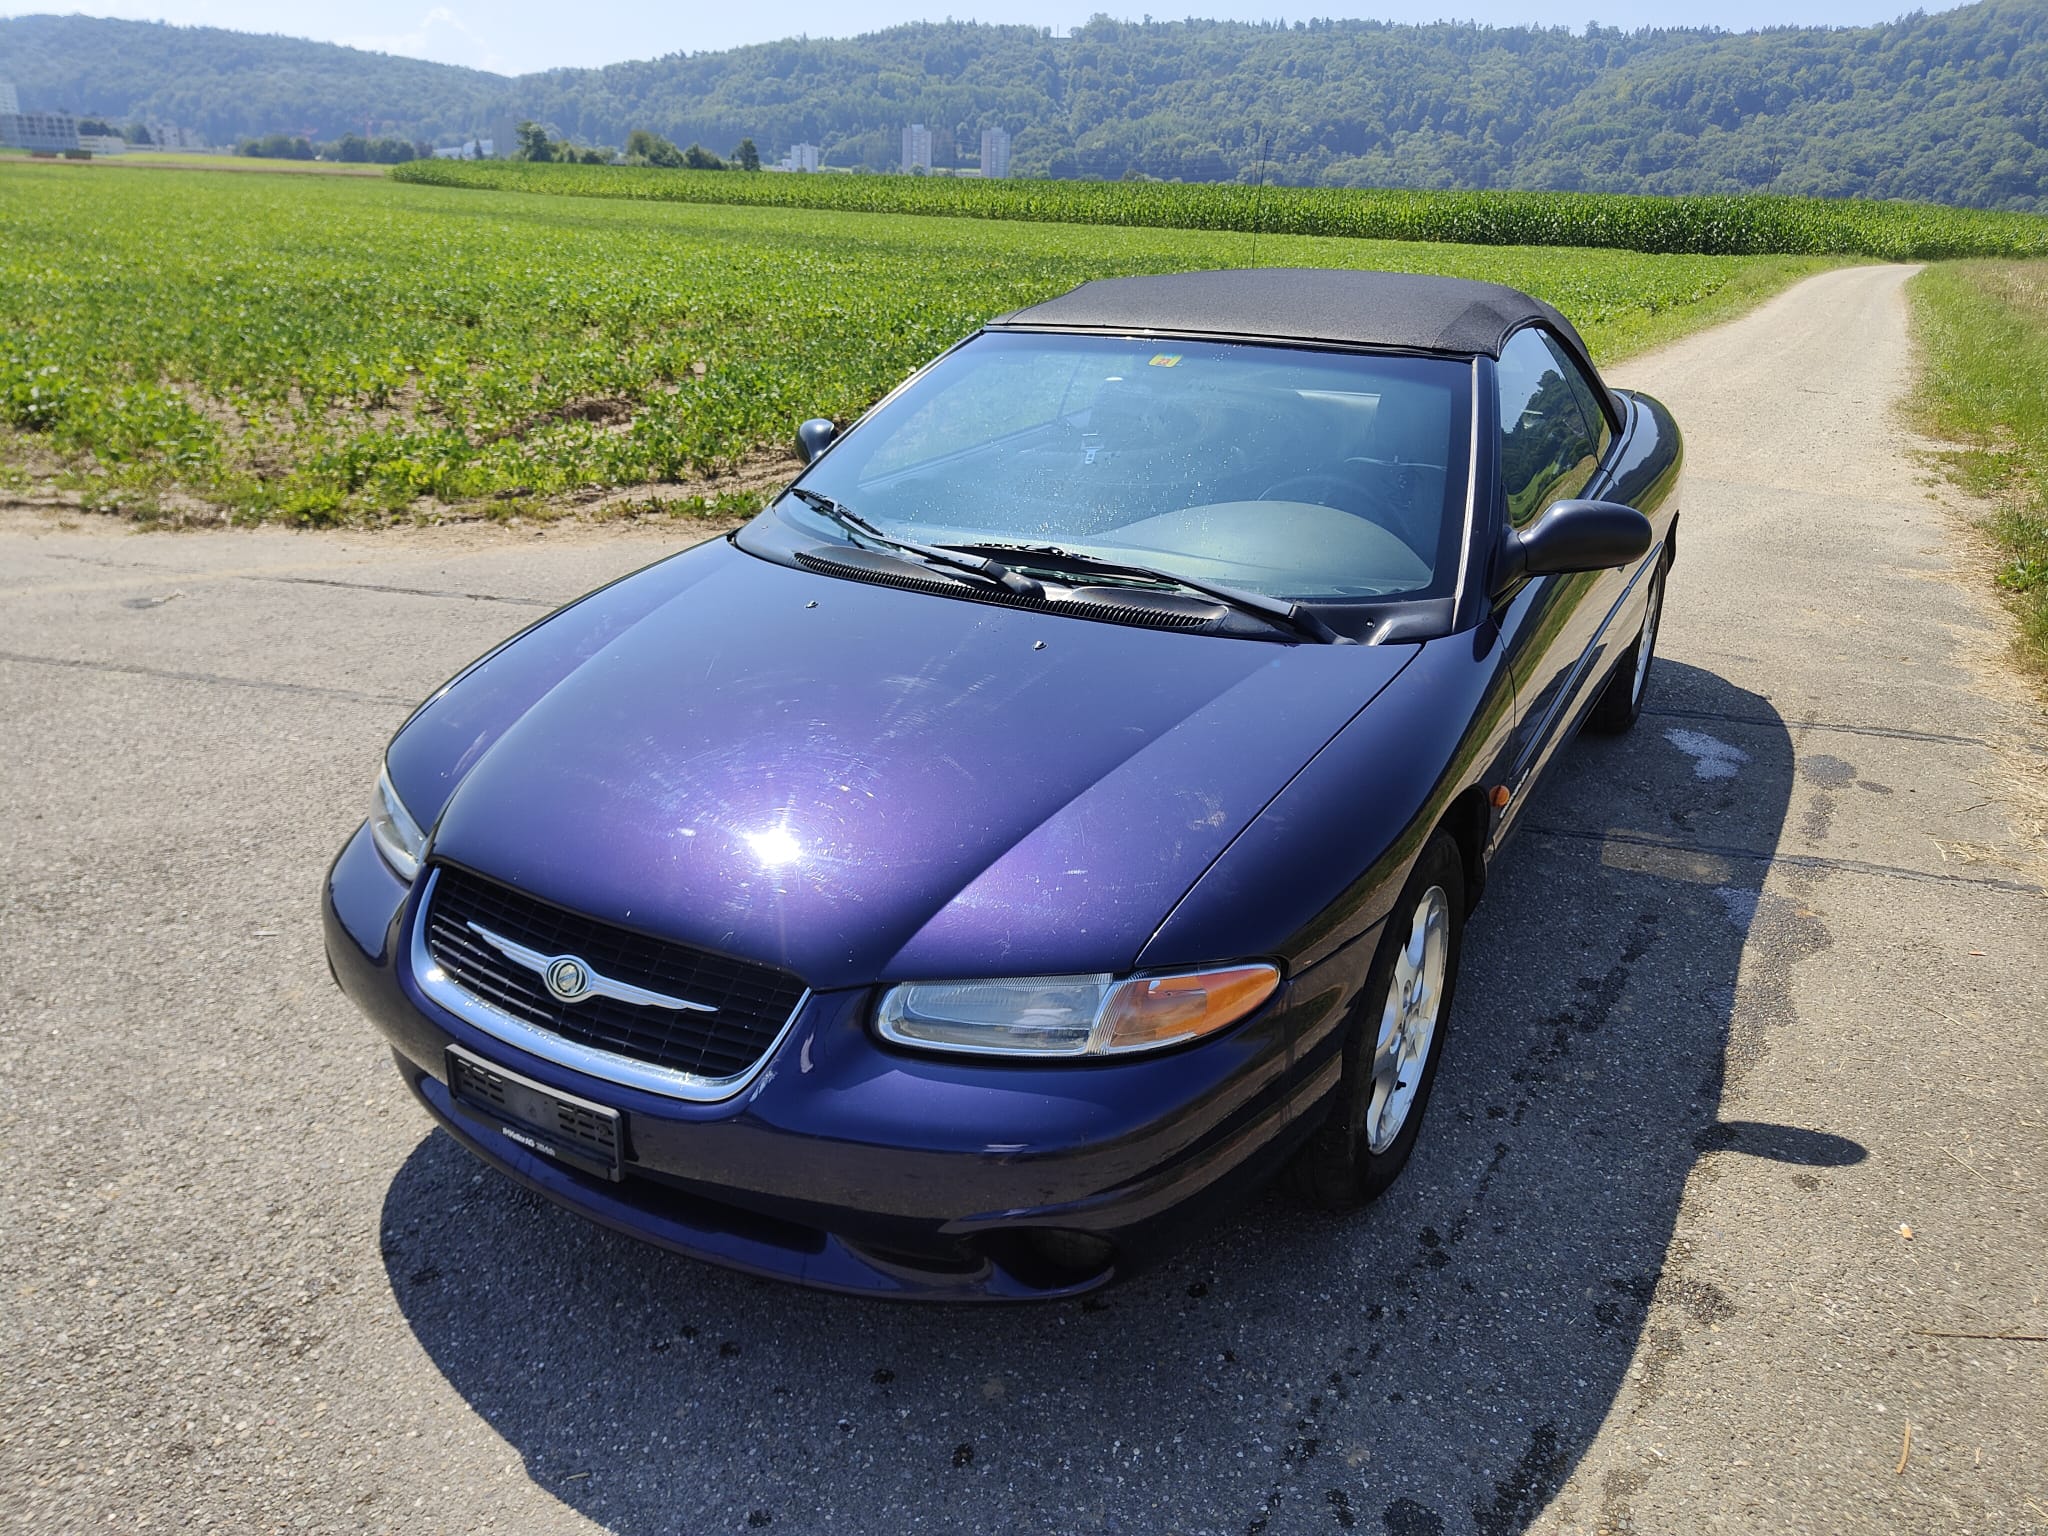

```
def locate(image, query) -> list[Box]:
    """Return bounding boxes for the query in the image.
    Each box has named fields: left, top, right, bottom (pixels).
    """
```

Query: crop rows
left=2, top=164, right=1830, bottom=524
left=392, top=161, right=2048, bottom=262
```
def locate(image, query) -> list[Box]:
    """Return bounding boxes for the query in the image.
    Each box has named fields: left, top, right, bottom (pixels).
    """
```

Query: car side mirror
left=1493, top=499, right=1653, bottom=594
left=795, top=418, right=838, bottom=465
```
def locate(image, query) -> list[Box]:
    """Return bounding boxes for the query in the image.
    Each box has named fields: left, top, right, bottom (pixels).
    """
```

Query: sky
left=1, top=1, right=1966, bottom=78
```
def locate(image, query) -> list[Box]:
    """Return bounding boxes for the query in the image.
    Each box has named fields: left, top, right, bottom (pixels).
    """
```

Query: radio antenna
left=1246, top=123, right=1269, bottom=269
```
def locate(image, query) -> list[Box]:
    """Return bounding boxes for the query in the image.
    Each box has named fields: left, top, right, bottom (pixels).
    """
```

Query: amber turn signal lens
left=1097, top=963, right=1282, bottom=1054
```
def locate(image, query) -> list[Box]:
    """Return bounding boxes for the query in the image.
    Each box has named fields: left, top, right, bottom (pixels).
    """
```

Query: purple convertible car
left=325, top=269, right=1681, bottom=1299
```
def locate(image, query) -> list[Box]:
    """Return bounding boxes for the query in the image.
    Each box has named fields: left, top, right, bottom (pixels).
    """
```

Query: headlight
left=875, top=963, right=1280, bottom=1059
left=369, top=765, right=426, bottom=882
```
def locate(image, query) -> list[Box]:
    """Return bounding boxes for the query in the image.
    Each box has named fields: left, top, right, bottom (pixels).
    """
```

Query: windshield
left=778, top=331, right=1473, bottom=604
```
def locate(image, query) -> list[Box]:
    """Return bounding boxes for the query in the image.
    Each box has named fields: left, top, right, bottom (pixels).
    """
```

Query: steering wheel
left=1255, top=469, right=1422, bottom=556
left=1256, top=471, right=1408, bottom=525
left=1256, top=471, right=1361, bottom=505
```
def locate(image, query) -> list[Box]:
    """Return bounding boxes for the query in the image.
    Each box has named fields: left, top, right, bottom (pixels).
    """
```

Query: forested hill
left=0, top=15, right=506, bottom=143
left=4, top=2, right=2047, bottom=209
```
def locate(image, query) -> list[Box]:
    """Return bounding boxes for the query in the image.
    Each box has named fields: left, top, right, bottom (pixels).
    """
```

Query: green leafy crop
left=1, top=162, right=1833, bottom=524
left=392, top=161, right=2048, bottom=262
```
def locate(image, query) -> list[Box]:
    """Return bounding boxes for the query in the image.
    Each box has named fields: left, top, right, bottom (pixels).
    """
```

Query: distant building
left=980, top=126, right=1011, bottom=179
left=779, top=142, right=820, bottom=173
left=901, top=123, right=931, bottom=174
left=0, top=110, right=80, bottom=153
left=80, top=133, right=127, bottom=156
left=491, top=116, right=519, bottom=160
left=0, top=81, right=18, bottom=116
left=433, top=137, right=494, bottom=160
left=143, top=122, right=208, bottom=151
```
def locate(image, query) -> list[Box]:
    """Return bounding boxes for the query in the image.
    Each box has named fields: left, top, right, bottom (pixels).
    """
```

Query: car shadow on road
left=378, top=659, right=1861, bottom=1536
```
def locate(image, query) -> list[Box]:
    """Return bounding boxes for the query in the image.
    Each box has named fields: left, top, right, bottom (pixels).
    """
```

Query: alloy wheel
left=1366, top=884, right=1450, bottom=1154
left=1632, top=570, right=1664, bottom=706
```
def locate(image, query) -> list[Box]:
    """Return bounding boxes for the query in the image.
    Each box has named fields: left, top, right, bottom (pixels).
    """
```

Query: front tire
left=1289, top=832, right=1466, bottom=1210
left=1586, top=560, right=1665, bottom=735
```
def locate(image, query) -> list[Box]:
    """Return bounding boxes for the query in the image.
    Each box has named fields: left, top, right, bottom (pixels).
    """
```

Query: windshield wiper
left=786, top=489, right=1044, bottom=598
left=952, top=542, right=1354, bottom=645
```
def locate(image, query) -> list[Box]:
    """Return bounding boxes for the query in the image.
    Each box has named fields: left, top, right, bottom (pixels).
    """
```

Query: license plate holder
left=447, top=1045, right=624, bottom=1181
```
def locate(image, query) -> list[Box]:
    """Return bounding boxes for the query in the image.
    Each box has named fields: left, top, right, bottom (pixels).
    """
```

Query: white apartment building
left=901, top=123, right=931, bottom=173
left=780, top=142, right=820, bottom=172
left=980, top=126, right=1011, bottom=179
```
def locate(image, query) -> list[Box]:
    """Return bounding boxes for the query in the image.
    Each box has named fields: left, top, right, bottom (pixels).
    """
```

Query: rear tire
left=1288, top=832, right=1466, bottom=1210
left=1586, top=560, right=1665, bottom=735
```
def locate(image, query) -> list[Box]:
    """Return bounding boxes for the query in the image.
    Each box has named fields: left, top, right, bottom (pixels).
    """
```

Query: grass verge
left=1908, top=261, right=2048, bottom=686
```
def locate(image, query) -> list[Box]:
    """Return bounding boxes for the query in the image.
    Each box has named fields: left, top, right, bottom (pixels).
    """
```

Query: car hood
left=414, top=542, right=1416, bottom=988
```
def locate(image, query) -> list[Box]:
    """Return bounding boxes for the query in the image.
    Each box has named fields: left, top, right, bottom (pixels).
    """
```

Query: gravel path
left=2, top=263, right=2042, bottom=1535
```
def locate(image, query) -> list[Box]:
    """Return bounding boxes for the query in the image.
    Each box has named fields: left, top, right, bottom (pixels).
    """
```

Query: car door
left=1490, top=326, right=1619, bottom=804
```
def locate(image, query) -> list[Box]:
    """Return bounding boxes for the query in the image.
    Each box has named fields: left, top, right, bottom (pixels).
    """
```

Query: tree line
left=238, top=132, right=425, bottom=163
left=5, top=1, right=2046, bottom=209
left=510, top=122, right=763, bottom=170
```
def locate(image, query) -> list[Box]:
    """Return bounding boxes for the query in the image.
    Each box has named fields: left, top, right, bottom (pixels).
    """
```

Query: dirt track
left=1, top=263, right=2043, bottom=1535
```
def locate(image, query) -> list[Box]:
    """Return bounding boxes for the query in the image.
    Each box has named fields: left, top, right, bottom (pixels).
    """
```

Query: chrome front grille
left=418, top=865, right=808, bottom=1093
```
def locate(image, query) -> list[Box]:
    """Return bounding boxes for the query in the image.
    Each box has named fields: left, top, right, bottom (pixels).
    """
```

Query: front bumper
left=325, top=823, right=1353, bottom=1300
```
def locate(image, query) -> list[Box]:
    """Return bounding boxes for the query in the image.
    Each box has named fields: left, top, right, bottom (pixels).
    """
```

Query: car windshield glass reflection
left=784, top=333, right=1474, bottom=604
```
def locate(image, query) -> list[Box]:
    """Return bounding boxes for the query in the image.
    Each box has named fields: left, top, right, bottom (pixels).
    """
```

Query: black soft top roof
left=989, top=267, right=1598, bottom=378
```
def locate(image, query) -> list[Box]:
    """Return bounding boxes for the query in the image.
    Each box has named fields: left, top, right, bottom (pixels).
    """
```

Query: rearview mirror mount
left=1493, top=499, right=1653, bottom=595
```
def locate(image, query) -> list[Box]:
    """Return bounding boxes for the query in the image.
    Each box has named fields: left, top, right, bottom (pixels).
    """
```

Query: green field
left=99, top=152, right=386, bottom=175
left=1910, top=262, right=2048, bottom=683
left=395, top=161, right=2048, bottom=262
left=1, top=162, right=1837, bottom=525
left=0, top=148, right=381, bottom=174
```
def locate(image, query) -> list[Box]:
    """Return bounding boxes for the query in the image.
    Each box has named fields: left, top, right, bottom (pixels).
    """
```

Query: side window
left=1558, top=346, right=1614, bottom=462
left=1496, top=328, right=1600, bottom=527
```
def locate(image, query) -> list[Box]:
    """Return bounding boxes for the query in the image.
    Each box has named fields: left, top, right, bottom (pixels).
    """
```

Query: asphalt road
left=3, top=263, right=2044, bottom=1536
